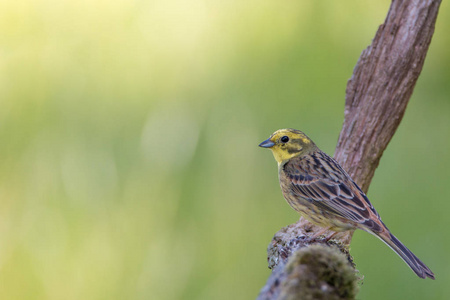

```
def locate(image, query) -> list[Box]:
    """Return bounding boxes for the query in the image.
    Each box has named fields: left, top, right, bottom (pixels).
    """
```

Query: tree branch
left=258, top=1, right=441, bottom=299
left=335, top=0, right=442, bottom=191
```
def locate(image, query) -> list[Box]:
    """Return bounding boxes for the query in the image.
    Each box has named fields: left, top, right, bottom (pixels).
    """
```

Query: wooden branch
left=334, top=0, right=442, bottom=191
left=258, top=1, right=441, bottom=299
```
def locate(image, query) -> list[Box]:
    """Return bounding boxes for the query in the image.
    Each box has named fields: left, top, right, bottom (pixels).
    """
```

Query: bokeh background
left=1, top=0, right=449, bottom=299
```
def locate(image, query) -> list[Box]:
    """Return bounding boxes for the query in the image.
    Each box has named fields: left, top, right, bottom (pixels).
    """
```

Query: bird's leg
left=324, top=230, right=339, bottom=241
left=310, top=226, right=332, bottom=239
left=310, top=227, right=339, bottom=241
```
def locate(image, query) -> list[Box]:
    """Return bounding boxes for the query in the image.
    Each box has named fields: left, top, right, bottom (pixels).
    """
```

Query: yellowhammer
left=259, top=128, right=434, bottom=279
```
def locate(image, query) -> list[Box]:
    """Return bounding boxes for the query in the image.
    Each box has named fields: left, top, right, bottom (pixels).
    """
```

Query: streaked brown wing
left=284, top=151, right=381, bottom=229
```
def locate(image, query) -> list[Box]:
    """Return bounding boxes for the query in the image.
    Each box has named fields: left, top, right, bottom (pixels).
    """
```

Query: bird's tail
left=368, top=230, right=435, bottom=279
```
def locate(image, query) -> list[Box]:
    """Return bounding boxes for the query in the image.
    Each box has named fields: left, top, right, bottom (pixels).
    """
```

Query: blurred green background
left=1, top=0, right=449, bottom=299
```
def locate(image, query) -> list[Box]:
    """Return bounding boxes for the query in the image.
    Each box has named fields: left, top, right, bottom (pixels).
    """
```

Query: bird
left=259, top=128, right=434, bottom=279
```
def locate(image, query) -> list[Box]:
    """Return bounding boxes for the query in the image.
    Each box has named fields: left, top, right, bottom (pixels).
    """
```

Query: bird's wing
left=284, top=152, right=383, bottom=231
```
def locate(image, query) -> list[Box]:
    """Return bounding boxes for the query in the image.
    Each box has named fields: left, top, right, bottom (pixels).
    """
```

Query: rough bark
left=334, top=0, right=442, bottom=192
left=257, top=1, right=441, bottom=299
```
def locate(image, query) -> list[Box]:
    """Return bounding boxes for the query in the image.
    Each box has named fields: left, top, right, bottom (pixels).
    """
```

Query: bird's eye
left=280, top=136, right=289, bottom=143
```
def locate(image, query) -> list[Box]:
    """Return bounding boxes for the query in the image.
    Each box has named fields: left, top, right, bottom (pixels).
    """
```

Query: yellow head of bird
left=259, top=128, right=316, bottom=164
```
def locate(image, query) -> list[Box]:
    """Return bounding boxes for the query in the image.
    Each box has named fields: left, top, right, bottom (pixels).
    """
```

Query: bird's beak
left=259, top=138, right=275, bottom=148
